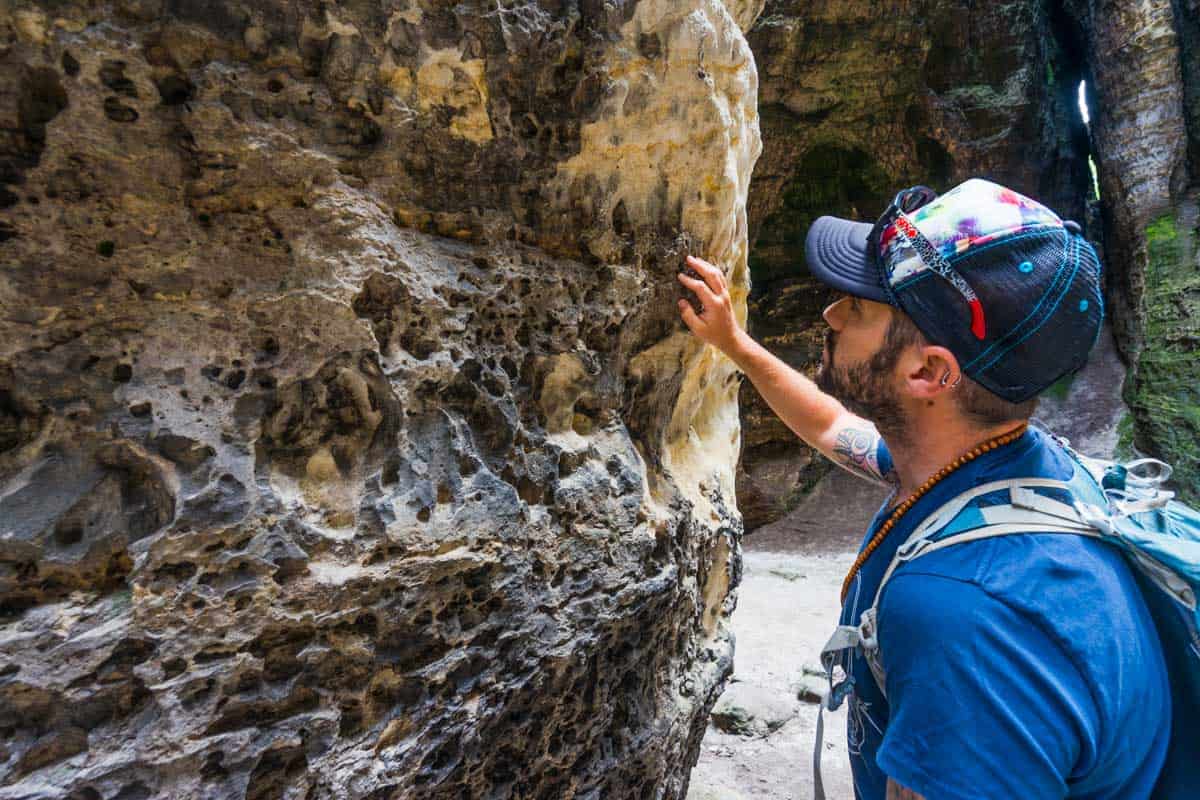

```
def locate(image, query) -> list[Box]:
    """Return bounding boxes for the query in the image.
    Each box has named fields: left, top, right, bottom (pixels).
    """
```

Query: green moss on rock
left=1114, top=411, right=1136, bottom=462
left=1045, top=371, right=1076, bottom=401
left=1125, top=210, right=1200, bottom=503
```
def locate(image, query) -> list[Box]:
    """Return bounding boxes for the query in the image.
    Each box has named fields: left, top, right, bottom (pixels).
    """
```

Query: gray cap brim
left=804, top=216, right=890, bottom=303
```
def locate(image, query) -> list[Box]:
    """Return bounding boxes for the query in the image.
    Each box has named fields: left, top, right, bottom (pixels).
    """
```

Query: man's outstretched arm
left=676, top=255, right=895, bottom=487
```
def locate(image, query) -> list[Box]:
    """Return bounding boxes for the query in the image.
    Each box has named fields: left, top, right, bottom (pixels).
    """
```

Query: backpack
left=814, top=431, right=1200, bottom=799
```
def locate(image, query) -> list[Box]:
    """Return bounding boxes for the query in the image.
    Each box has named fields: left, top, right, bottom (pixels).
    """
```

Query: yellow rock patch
left=416, top=49, right=493, bottom=144
left=305, top=447, right=340, bottom=482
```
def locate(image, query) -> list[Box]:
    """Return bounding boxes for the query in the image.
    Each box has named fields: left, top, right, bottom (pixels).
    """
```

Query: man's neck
left=881, top=415, right=1028, bottom=502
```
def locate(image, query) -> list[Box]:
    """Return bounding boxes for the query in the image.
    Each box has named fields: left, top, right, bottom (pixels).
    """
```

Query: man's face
left=816, top=295, right=911, bottom=437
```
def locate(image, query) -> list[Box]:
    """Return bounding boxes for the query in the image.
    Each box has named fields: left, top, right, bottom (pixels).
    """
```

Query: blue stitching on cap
left=976, top=235, right=1083, bottom=374
left=961, top=228, right=1072, bottom=371
left=1087, top=290, right=1105, bottom=353
left=892, top=271, right=933, bottom=291
left=976, top=235, right=1081, bottom=373
left=1019, top=261, right=1034, bottom=273
left=1084, top=242, right=1105, bottom=353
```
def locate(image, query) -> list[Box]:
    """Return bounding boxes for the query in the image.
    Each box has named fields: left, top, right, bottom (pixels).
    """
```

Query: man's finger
left=678, top=298, right=703, bottom=333
left=677, top=271, right=718, bottom=308
left=686, top=255, right=727, bottom=296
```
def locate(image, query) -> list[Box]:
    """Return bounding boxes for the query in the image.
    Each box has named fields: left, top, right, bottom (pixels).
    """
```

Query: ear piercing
left=941, top=371, right=963, bottom=388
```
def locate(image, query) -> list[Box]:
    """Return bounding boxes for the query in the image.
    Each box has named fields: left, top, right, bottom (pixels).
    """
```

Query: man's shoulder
left=882, top=529, right=1136, bottom=617
left=878, top=531, right=1159, bottom=682
left=875, top=430, right=1152, bottom=655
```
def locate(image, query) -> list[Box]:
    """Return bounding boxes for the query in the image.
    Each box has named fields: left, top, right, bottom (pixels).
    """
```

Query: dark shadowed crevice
left=748, top=141, right=893, bottom=294
left=0, top=66, right=68, bottom=239
left=1170, top=0, right=1200, bottom=172
left=1048, top=0, right=1200, bottom=502
left=738, top=142, right=895, bottom=531
left=1046, top=0, right=1098, bottom=224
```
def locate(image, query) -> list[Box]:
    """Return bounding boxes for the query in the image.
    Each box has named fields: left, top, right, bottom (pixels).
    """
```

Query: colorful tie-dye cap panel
left=804, top=176, right=1104, bottom=402
left=880, top=179, right=1065, bottom=286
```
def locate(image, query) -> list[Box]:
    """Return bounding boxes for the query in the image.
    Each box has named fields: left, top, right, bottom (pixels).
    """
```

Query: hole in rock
left=1078, top=80, right=1100, bottom=200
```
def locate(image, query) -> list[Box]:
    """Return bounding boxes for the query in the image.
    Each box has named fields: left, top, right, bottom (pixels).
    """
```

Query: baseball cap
left=804, top=178, right=1104, bottom=403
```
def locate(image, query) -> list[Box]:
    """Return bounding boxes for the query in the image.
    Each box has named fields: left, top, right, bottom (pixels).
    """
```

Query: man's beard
left=816, top=329, right=910, bottom=442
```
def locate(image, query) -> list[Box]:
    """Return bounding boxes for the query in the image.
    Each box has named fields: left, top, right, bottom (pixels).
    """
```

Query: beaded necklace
left=839, top=421, right=1029, bottom=604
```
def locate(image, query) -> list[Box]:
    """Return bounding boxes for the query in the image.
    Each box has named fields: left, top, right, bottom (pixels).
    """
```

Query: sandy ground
left=687, top=469, right=883, bottom=800
left=685, top=549, right=857, bottom=800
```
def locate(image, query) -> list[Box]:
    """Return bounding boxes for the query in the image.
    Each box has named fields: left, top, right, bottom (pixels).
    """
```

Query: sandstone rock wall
left=0, top=1, right=761, bottom=797
left=1061, top=0, right=1200, bottom=502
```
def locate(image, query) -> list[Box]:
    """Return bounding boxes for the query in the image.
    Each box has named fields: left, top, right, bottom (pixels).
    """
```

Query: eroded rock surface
left=1062, top=0, right=1200, bottom=502
left=0, top=1, right=761, bottom=797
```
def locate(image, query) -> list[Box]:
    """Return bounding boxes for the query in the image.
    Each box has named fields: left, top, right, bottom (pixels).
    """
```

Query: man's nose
left=822, top=297, right=848, bottom=331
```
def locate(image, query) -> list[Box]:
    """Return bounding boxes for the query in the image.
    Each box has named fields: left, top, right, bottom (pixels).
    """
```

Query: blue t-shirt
left=841, top=427, right=1171, bottom=799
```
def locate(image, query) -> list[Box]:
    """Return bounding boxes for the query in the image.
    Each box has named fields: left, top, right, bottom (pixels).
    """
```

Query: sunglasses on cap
left=868, top=185, right=988, bottom=340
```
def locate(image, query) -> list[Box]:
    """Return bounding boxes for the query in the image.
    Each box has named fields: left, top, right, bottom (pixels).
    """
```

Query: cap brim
left=804, top=216, right=889, bottom=303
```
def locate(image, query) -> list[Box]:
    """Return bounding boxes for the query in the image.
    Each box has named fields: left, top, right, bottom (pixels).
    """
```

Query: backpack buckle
left=896, top=537, right=932, bottom=561
left=859, top=606, right=879, bottom=651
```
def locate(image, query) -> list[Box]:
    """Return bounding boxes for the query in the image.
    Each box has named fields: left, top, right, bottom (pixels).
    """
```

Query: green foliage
left=1114, top=412, right=1136, bottom=462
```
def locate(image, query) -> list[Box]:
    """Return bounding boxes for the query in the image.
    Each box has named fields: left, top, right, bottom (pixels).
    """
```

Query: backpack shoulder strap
left=907, top=477, right=1081, bottom=541
left=875, top=477, right=1094, bottom=608
left=859, top=476, right=1101, bottom=700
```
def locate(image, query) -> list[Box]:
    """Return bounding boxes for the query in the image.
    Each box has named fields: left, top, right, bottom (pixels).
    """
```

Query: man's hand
left=675, top=256, right=897, bottom=488
left=676, top=255, right=743, bottom=356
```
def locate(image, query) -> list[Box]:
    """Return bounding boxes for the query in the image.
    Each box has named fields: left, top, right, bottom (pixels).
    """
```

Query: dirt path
left=686, top=549, right=857, bottom=800
left=687, top=469, right=884, bottom=800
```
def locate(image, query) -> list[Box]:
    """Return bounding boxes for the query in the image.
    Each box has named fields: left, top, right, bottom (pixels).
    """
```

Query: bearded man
left=677, top=179, right=1171, bottom=799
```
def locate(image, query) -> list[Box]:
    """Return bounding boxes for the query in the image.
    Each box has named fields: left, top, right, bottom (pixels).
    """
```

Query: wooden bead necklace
left=839, top=421, right=1029, bottom=603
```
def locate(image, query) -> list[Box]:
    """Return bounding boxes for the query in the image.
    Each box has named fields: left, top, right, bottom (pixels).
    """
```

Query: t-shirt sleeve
left=876, top=572, right=1099, bottom=799
left=875, top=437, right=894, bottom=482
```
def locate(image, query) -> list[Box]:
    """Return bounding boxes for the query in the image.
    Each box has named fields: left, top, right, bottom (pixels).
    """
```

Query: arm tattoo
left=831, top=424, right=898, bottom=487
left=886, top=780, right=926, bottom=800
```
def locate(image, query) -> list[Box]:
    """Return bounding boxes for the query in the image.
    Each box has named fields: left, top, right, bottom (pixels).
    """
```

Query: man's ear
left=901, top=343, right=960, bottom=400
